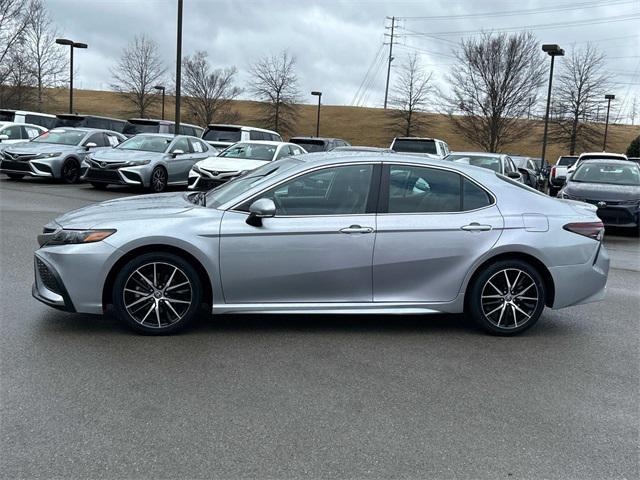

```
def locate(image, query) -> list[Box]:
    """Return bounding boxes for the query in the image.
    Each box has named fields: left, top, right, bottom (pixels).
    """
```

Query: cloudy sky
left=47, top=0, right=640, bottom=121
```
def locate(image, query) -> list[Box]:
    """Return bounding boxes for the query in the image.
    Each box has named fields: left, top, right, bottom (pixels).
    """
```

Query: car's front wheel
left=61, top=158, right=80, bottom=184
left=150, top=166, right=167, bottom=193
left=468, top=259, right=546, bottom=335
left=112, top=252, right=202, bottom=334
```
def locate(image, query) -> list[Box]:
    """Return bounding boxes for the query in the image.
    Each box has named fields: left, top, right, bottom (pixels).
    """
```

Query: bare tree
left=0, top=0, right=35, bottom=87
left=111, top=35, right=166, bottom=117
left=182, top=51, right=242, bottom=126
left=548, top=44, right=609, bottom=155
left=23, top=0, right=68, bottom=110
left=248, top=50, right=300, bottom=134
left=444, top=32, right=546, bottom=152
left=388, top=53, right=432, bottom=136
left=1, top=46, right=36, bottom=108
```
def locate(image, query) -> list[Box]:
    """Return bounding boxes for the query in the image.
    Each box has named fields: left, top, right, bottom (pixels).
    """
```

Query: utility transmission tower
left=383, top=16, right=396, bottom=109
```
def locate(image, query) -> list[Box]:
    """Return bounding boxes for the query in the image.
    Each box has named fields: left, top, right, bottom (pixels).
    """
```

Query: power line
left=395, top=0, right=635, bottom=20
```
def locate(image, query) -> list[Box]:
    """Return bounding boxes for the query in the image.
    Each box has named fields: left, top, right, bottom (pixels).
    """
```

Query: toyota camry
left=33, top=153, right=609, bottom=335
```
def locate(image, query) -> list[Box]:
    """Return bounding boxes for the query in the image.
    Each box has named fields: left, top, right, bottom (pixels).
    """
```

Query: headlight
left=35, top=152, right=62, bottom=159
left=125, top=159, right=151, bottom=166
left=43, top=229, right=116, bottom=246
left=191, top=164, right=202, bottom=174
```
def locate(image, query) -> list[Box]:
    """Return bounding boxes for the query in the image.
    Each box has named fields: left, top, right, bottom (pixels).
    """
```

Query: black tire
left=61, top=158, right=80, bottom=184
left=5, top=173, right=24, bottom=180
left=467, top=259, right=546, bottom=336
left=112, top=252, right=202, bottom=335
left=149, top=166, right=167, bottom=193
left=549, top=186, right=559, bottom=197
left=90, top=182, right=108, bottom=190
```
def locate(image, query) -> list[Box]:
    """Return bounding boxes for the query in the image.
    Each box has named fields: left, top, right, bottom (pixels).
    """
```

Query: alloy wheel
left=151, top=168, right=166, bottom=192
left=480, top=268, right=539, bottom=330
left=122, top=262, right=192, bottom=329
left=62, top=161, right=79, bottom=183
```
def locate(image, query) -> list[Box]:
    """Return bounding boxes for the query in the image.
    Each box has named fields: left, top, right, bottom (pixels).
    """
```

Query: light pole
left=154, top=85, right=166, bottom=120
left=55, top=38, right=88, bottom=114
left=540, top=44, right=564, bottom=168
left=603, top=94, right=615, bottom=151
left=311, top=91, right=322, bottom=137
left=174, top=0, right=183, bottom=135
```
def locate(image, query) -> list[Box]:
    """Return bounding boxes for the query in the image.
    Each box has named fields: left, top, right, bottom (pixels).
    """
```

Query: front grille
left=36, top=258, right=62, bottom=294
left=0, top=159, right=32, bottom=172
left=89, top=159, right=127, bottom=169
left=3, top=152, right=37, bottom=162
left=597, top=208, right=634, bottom=225
left=585, top=199, right=622, bottom=206
left=197, top=178, right=226, bottom=190
left=83, top=168, right=122, bottom=183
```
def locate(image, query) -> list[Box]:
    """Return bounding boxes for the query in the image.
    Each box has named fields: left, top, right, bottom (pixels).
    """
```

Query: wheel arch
left=102, top=243, right=213, bottom=310
left=464, top=251, right=555, bottom=308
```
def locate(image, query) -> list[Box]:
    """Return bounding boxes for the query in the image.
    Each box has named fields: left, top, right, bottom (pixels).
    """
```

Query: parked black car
left=54, top=114, right=127, bottom=134
left=289, top=137, right=350, bottom=152
left=559, top=159, right=640, bottom=231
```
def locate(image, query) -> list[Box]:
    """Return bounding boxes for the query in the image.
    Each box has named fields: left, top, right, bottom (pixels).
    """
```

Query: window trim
left=228, top=161, right=382, bottom=217
left=378, top=161, right=496, bottom=215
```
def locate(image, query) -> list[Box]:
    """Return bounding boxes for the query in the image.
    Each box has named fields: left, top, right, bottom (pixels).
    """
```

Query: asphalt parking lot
left=1, top=177, right=638, bottom=480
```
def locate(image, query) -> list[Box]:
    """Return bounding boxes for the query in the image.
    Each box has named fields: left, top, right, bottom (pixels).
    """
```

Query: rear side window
left=387, top=165, right=461, bottom=213
left=25, top=114, right=56, bottom=129
left=203, top=126, right=241, bottom=142
left=290, top=139, right=326, bottom=152
left=557, top=156, right=577, bottom=166
left=250, top=130, right=265, bottom=140
left=462, top=178, right=492, bottom=210
left=89, top=118, right=110, bottom=129
left=123, top=121, right=159, bottom=135
left=180, top=126, right=196, bottom=136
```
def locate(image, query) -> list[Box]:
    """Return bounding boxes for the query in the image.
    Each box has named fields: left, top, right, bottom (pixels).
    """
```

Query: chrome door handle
left=461, top=223, right=492, bottom=232
left=340, top=225, right=374, bottom=234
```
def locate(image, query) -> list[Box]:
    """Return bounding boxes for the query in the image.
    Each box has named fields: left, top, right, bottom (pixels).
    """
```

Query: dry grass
left=41, top=87, right=639, bottom=162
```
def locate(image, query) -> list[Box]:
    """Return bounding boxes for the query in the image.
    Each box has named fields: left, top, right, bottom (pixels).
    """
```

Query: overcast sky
left=47, top=0, right=640, bottom=121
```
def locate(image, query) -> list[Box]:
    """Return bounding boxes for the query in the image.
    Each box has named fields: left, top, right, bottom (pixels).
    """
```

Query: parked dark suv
left=122, top=119, right=204, bottom=138
left=289, top=137, right=350, bottom=152
left=54, top=114, right=127, bottom=134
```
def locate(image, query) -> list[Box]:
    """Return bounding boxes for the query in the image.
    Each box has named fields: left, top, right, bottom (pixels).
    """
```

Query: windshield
left=572, top=163, right=640, bottom=186
left=392, top=139, right=437, bottom=154
left=203, top=127, right=241, bottom=142
left=205, top=157, right=302, bottom=208
left=219, top=142, right=277, bottom=161
left=123, top=122, right=160, bottom=135
left=117, top=135, right=171, bottom=153
left=291, top=140, right=326, bottom=152
left=448, top=154, right=501, bottom=173
left=32, top=129, right=84, bottom=146
left=557, top=156, right=577, bottom=166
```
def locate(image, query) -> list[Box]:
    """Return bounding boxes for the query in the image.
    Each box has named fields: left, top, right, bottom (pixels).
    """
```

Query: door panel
left=220, top=211, right=376, bottom=303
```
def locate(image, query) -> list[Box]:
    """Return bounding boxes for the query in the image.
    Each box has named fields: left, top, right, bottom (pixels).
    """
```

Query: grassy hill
left=39, top=88, right=639, bottom=161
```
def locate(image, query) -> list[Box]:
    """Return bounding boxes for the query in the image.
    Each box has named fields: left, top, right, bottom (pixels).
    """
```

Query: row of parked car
left=1, top=108, right=638, bottom=230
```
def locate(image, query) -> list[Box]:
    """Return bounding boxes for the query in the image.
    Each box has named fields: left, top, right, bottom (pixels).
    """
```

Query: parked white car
left=201, top=124, right=282, bottom=150
left=0, top=122, right=47, bottom=146
left=188, top=141, right=306, bottom=190
left=0, top=109, right=57, bottom=129
left=390, top=137, right=450, bottom=158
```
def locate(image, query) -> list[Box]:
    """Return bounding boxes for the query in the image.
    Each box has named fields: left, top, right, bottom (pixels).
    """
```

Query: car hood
left=91, top=149, right=164, bottom=162
left=564, top=181, right=640, bottom=201
left=52, top=192, right=195, bottom=229
left=5, top=142, right=76, bottom=154
left=195, top=157, right=269, bottom=172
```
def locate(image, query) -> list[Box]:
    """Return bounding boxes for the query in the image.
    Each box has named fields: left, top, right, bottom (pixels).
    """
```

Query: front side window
left=1, top=125, right=23, bottom=139
left=388, top=165, right=461, bottom=213
left=248, top=164, right=374, bottom=216
left=117, top=135, right=171, bottom=153
left=170, top=137, right=191, bottom=154
left=33, top=129, right=85, bottom=146
left=84, top=132, right=107, bottom=147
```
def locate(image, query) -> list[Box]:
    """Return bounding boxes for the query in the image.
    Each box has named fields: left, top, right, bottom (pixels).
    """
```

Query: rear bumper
left=549, top=242, right=610, bottom=309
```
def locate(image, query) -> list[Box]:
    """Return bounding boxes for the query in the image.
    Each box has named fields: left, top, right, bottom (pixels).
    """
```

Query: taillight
left=563, top=221, right=604, bottom=240
left=551, top=166, right=557, bottom=178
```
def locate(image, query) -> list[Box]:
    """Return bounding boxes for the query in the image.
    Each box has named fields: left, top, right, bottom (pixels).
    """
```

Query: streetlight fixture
left=603, top=94, right=615, bottom=151
left=55, top=38, right=88, bottom=114
left=311, top=91, right=322, bottom=137
left=540, top=44, right=564, bottom=169
left=154, top=85, right=166, bottom=120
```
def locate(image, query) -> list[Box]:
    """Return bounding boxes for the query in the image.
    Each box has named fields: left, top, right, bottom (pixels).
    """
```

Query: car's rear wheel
left=468, top=259, right=546, bottom=335
left=61, top=158, right=80, bottom=184
left=6, top=173, right=24, bottom=180
left=150, top=166, right=167, bottom=193
left=90, top=182, right=108, bottom=190
left=112, top=252, right=202, bottom=335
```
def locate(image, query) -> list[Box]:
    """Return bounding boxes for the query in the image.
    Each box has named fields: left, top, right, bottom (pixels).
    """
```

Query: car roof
left=447, top=151, right=506, bottom=158
left=580, top=158, right=638, bottom=166
left=127, top=118, right=201, bottom=128
left=578, top=152, right=627, bottom=159
left=393, top=137, right=445, bottom=142
left=228, top=140, right=291, bottom=146
left=290, top=137, right=343, bottom=142
left=0, top=109, right=56, bottom=117
left=206, top=124, right=278, bottom=133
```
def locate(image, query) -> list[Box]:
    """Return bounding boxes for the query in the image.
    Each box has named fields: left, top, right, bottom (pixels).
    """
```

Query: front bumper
left=32, top=241, right=120, bottom=314
left=1, top=158, right=54, bottom=177
left=82, top=164, right=146, bottom=186
left=549, top=242, right=610, bottom=309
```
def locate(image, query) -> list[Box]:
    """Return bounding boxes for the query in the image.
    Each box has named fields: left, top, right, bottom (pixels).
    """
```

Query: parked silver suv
left=0, top=127, right=125, bottom=183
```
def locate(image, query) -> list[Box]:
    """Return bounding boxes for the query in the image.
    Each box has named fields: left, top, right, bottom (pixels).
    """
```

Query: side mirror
left=0, top=134, right=8, bottom=142
left=171, top=149, right=185, bottom=157
left=84, top=142, right=97, bottom=150
left=507, top=171, right=521, bottom=179
left=246, top=198, right=276, bottom=227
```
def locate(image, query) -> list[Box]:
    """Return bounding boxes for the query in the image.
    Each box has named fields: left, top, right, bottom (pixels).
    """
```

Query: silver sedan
left=82, top=134, right=213, bottom=192
left=33, top=153, right=609, bottom=335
